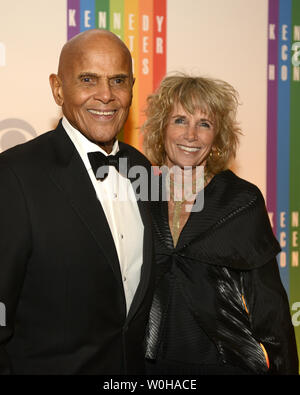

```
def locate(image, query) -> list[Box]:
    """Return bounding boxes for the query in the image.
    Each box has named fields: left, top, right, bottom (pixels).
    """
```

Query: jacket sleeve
left=0, top=163, right=31, bottom=374
left=244, top=258, right=298, bottom=374
left=235, top=188, right=299, bottom=374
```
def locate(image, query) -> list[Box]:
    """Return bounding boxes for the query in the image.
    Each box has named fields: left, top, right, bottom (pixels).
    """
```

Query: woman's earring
left=210, top=147, right=222, bottom=158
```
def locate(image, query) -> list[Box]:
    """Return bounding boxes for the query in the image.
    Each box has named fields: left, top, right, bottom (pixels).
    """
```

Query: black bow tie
left=87, top=150, right=129, bottom=181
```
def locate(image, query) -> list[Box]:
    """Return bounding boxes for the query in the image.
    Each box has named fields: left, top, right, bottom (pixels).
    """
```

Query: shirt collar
left=62, top=116, right=119, bottom=170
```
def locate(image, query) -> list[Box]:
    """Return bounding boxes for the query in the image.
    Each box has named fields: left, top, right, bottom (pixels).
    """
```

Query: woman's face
left=164, top=102, right=215, bottom=169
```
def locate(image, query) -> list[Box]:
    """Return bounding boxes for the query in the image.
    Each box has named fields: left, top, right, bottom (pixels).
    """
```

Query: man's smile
left=87, top=109, right=118, bottom=120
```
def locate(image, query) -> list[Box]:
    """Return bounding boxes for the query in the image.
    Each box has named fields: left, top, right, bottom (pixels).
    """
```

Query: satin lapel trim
left=48, top=126, right=122, bottom=284
left=126, top=198, right=153, bottom=323
left=117, top=146, right=154, bottom=323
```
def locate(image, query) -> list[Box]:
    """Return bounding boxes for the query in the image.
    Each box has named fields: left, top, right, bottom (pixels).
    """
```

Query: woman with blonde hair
left=143, top=73, right=298, bottom=375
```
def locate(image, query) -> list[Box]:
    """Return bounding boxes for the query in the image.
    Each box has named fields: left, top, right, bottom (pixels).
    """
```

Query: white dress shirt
left=62, top=117, right=144, bottom=314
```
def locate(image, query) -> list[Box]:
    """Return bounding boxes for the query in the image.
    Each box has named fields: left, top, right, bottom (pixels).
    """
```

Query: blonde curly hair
left=142, top=73, right=241, bottom=175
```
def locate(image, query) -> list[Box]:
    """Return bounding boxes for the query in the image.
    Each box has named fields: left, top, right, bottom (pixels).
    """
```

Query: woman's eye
left=199, top=121, right=212, bottom=128
left=201, top=122, right=210, bottom=128
left=174, top=118, right=185, bottom=124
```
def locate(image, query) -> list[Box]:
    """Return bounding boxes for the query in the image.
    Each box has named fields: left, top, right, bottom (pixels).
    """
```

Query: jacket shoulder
left=119, top=141, right=151, bottom=168
left=0, top=129, right=55, bottom=167
left=184, top=170, right=280, bottom=270
left=219, top=169, right=263, bottom=204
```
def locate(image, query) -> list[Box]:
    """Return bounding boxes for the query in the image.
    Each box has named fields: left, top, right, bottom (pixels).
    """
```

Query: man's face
left=51, top=37, right=134, bottom=152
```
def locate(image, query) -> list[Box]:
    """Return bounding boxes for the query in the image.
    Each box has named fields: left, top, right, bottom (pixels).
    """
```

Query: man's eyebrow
left=78, top=72, right=99, bottom=79
left=108, top=74, right=130, bottom=79
left=77, top=72, right=130, bottom=79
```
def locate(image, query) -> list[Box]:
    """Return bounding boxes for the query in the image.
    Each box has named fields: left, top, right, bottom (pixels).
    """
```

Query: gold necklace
left=171, top=199, right=185, bottom=247
left=169, top=173, right=210, bottom=247
left=168, top=179, right=197, bottom=247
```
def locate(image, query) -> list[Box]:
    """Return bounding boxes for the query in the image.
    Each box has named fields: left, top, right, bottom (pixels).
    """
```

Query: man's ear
left=49, top=74, right=64, bottom=106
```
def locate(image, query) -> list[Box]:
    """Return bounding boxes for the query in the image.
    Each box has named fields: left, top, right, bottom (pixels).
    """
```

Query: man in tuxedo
left=0, top=29, right=154, bottom=374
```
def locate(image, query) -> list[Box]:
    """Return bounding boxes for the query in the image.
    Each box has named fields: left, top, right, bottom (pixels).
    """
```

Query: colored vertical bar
left=138, top=0, right=153, bottom=151
left=80, top=0, right=95, bottom=32
left=290, top=0, right=300, bottom=367
left=95, top=0, right=109, bottom=30
left=266, top=0, right=279, bottom=233
left=124, top=0, right=139, bottom=148
left=277, top=0, right=291, bottom=293
left=110, top=0, right=125, bottom=142
left=67, top=0, right=80, bottom=39
left=153, top=0, right=167, bottom=91
left=110, top=0, right=124, bottom=39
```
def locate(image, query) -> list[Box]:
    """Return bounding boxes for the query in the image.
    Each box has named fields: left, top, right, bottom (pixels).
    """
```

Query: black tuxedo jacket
left=0, top=121, right=155, bottom=374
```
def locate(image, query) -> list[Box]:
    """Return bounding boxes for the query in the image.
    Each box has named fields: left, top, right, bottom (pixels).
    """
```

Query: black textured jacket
left=146, top=170, right=298, bottom=374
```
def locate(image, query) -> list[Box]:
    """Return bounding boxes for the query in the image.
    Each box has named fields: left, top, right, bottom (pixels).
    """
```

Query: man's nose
left=94, top=78, right=114, bottom=103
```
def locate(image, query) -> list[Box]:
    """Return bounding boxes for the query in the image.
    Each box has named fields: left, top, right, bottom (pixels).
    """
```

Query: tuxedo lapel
left=47, top=122, right=123, bottom=285
left=126, top=197, right=153, bottom=323
left=119, top=143, right=153, bottom=322
left=45, top=125, right=153, bottom=321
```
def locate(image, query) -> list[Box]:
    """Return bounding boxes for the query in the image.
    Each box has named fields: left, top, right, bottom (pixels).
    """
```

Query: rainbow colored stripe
left=67, top=0, right=167, bottom=150
left=267, top=0, right=300, bottom=360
